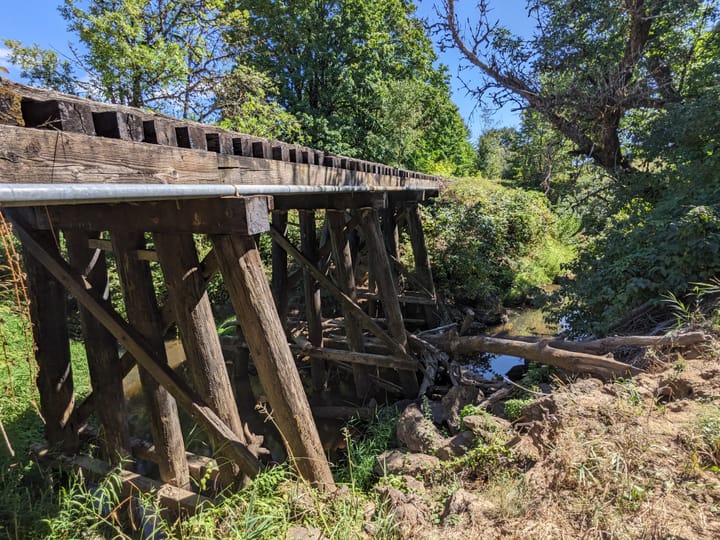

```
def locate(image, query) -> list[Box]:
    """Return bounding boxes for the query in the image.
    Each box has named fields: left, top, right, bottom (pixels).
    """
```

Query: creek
left=469, top=305, right=558, bottom=379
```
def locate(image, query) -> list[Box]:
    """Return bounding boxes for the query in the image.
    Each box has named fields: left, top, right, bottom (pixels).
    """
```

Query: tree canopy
left=233, top=0, right=475, bottom=173
left=440, top=0, right=719, bottom=169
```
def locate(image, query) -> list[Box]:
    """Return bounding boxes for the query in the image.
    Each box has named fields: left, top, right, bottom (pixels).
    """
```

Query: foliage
left=476, top=127, right=517, bottom=180
left=556, top=46, right=720, bottom=335
left=503, top=398, right=534, bottom=422
left=233, top=0, right=475, bottom=174
left=440, top=0, right=719, bottom=170
left=422, top=176, right=571, bottom=305
left=336, top=408, right=398, bottom=491
left=4, top=0, right=293, bottom=135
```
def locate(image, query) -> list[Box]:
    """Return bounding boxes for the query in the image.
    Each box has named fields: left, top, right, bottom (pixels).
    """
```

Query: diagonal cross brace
left=6, top=211, right=261, bottom=478
left=269, top=224, right=417, bottom=367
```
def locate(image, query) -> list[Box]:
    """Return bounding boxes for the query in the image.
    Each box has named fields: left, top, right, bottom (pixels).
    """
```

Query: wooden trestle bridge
left=0, top=78, right=441, bottom=506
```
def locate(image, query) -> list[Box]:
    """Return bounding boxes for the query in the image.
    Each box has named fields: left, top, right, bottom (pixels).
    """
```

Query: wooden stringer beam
left=6, top=211, right=262, bottom=479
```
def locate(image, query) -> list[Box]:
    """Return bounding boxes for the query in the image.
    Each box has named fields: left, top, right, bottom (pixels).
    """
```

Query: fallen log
left=507, top=331, right=708, bottom=356
left=440, top=334, right=643, bottom=379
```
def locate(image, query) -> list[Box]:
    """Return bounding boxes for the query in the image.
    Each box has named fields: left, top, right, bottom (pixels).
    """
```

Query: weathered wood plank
left=271, top=211, right=289, bottom=328
left=7, top=214, right=262, bottom=480
left=361, top=208, right=418, bottom=396
left=154, top=232, right=250, bottom=486
left=272, top=192, right=387, bottom=211
left=54, top=454, right=210, bottom=516
left=111, top=231, right=191, bottom=489
left=0, top=125, right=437, bottom=189
left=290, top=345, right=418, bottom=371
left=328, top=210, right=371, bottom=397
left=406, top=204, right=437, bottom=327
left=92, top=111, right=144, bottom=141
left=29, top=197, right=272, bottom=235
left=211, top=233, right=334, bottom=489
left=66, top=230, right=131, bottom=463
left=22, top=99, right=96, bottom=134
left=21, top=228, right=79, bottom=452
left=299, top=210, right=325, bottom=391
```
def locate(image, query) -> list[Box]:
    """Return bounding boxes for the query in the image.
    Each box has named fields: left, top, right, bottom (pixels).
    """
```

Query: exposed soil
left=380, top=335, right=720, bottom=539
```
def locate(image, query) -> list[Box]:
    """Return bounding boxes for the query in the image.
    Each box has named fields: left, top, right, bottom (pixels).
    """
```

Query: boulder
left=374, top=449, right=440, bottom=476
left=436, top=431, right=475, bottom=460
left=396, top=404, right=446, bottom=454
left=374, top=485, right=432, bottom=539
left=440, top=385, right=482, bottom=433
left=441, top=488, right=494, bottom=525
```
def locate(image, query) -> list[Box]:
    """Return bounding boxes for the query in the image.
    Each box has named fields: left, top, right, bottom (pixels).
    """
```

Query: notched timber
left=0, top=124, right=438, bottom=189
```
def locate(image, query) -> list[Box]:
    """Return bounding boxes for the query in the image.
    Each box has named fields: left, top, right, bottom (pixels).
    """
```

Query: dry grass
left=413, top=339, right=720, bottom=540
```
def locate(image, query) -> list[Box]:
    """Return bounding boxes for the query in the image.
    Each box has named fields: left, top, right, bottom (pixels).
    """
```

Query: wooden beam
left=111, top=231, right=191, bottom=489
left=21, top=228, right=79, bottom=452
left=29, top=197, right=272, bottom=235
left=154, top=232, right=250, bottom=486
left=5, top=214, right=261, bottom=481
left=299, top=210, right=325, bottom=392
left=271, top=211, right=289, bottom=328
left=327, top=210, right=371, bottom=397
left=66, top=230, right=131, bottom=463
left=269, top=225, right=412, bottom=361
left=406, top=204, right=437, bottom=327
left=0, top=124, right=438, bottom=189
left=52, top=454, right=209, bottom=516
left=273, top=192, right=387, bottom=210
left=361, top=208, right=418, bottom=396
left=211, top=233, right=334, bottom=489
left=290, top=345, right=418, bottom=371
left=68, top=248, right=220, bottom=429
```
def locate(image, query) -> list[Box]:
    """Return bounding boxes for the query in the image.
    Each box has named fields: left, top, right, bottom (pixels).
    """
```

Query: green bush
left=422, top=176, right=572, bottom=305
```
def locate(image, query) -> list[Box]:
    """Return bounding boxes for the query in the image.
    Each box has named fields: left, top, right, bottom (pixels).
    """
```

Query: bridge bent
left=0, top=77, right=440, bottom=504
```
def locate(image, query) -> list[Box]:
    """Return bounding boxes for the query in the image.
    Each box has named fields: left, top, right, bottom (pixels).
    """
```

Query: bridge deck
left=0, top=78, right=441, bottom=206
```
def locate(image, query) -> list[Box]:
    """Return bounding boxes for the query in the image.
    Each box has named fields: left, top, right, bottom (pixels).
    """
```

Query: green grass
left=0, top=304, right=92, bottom=539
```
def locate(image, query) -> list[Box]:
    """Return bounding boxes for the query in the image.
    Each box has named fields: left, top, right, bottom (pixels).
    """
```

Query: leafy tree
left=476, top=127, right=517, bottom=179
left=233, top=0, right=475, bottom=173
left=4, top=0, right=292, bottom=134
left=439, top=0, right=718, bottom=170
left=556, top=29, right=720, bottom=335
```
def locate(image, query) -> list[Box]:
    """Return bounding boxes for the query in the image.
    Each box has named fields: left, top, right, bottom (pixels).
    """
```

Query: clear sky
left=0, top=0, right=535, bottom=141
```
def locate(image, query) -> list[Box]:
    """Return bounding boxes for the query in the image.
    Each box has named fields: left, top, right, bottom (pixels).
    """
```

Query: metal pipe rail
left=0, top=183, right=434, bottom=207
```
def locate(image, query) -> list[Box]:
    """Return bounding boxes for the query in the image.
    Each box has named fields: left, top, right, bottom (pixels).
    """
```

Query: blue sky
left=0, top=0, right=534, bottom=141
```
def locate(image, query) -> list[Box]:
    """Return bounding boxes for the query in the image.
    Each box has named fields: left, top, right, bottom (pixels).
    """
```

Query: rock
left=286, top=525, right=328, bottom=540
left=505, top=362, right=528, bottom=381
left=396, top=404, right=446, bottom=454
left=520, top=396, right=558, bottom=422
left=403, top=475, right=426, bottom=493
left=374, top=449, right=440, bottom=476
left=440, top=385, right=482, bottom=433
left=374, top=486, right=432, bottom=539
left=655, top=377, right=693, bottom=402
left=441, top=488, right=494, bottom=524
left=436, top=431, right=475, bottom=460
left=462, top=414, right=511, bottom=444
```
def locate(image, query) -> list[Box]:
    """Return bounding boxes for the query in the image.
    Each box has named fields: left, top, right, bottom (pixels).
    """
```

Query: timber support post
left=111, top=231, right=191, bottom=489
left=327, top=210, right=372, bottom=398
left=271, top=211, right=289, bottom=329
left=406, top=204, right=438, bottom=327
left=300, top=210, right=326, bottom=392
left=211, top=233, right=335, bottom=489
left=361, top=208, right=419, bottom=397
left=153, top=232, right=249, bottom=486
left=21, top=227, right=79, bottom=453
left=66, top=230, right=131, bottom=463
